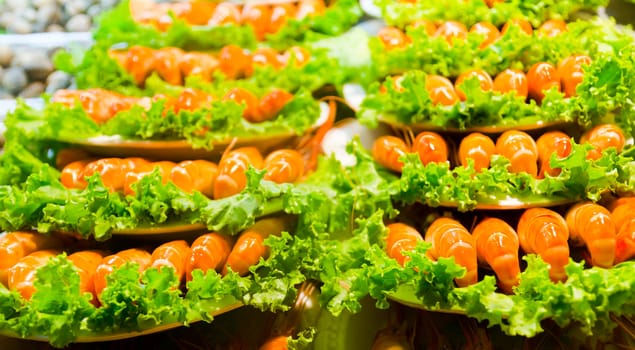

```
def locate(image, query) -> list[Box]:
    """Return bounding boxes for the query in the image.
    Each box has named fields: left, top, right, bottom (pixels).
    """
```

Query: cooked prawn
left=565, top=202, right=616, bottom=268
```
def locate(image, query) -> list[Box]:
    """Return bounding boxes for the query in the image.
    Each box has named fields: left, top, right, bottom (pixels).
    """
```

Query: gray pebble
left=0, top=67, right=4, bottom=83
left=12, top=49, right=54, bottom=81
left=19, top=82, right=46, bottom=98
left=0, top=88, right=13, bottom=99
left=7, top=17, right=33, bottom=34
left=2, top=67, right=28, bottom=95
left=5, top=0, right=29, bottom=10
left=36, top=4, right=60, bottom=26
left=87, top=4, right=103, bottom=18
left=65, top=14, right=92, bottom=32
left=45, top=70, right=72, bottom=93
left=65, top=0, right=91, bottom=16
left=34, top=0, right=57, bottom=8
left=22, top=8, right=38, bottom=23
left=46, top=24, right=65, bottom=32
left=0, top=46, right=13, bottom=68
left=100, top=0, right=119, bottom=8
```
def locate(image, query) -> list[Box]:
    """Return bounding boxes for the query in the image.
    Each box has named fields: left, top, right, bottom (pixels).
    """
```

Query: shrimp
left=424, top=218, right=478, bottom=287
left=268, top=3, right=296, bottom=35
left=154, top=47, right=184, bottom=85
left=371, top=328, right=412, bottom=350
left=580, top=123, right=626, bottom=161
left=458, top=132, right=496, bottom=172
left=372, top=135, right=410, bottom=173
left=263, top=149, right=305, bottom=184
left=149, top=240, right=191, bottom=282
left=565, top=202, right=616, bottom=268
left=517, top=208, right=570, bottom=282
left=495, top=130, right=539, bottom=177
left=67, top=250, right=106, bottom=305
left=60, top=159, right=92, bottom=189
left=93, top=248, right=152, bottom=301
left=412, top=131, right=448, bottom=166
left=185, top=232, right=233, bottom=281
left=208, top=3, right=242, bottom=26
left=535, top=131, right=572, bottom=178
left=218, top=44, right=251, bottom=79
left=257, top=89, right=294, bottom=122
left=83, top=157, right=150, bottom=192
left=179, top=51, right=219, bottom=82
left=123, top=45, right=156, bottom=85
left=223, top=217, right=291, bottom=276
left=169, top=160, right=219, bottom=198
left=259, top=335, right=289, bottom=350
left=241, top=3, right=272, bottom=41
left=296, top=0, right=326, bottom=20
left=8, top=250, right=60, bottom=300
left=609, top=197, right=635, bottom=263
left=247, top=48, right=283, bottom=77
left=123, top=160, right=176, bottom=196
left=213, top=147, right=264, bottom=199
left=385, top=223, right=423, bottom=266
left=377, top=26, right=411, bottom=50
left=471, top=218, right=521, bottom=294
left=223, top=87, right=262, bottom=122
left=0, top=232, right=62, bottom=286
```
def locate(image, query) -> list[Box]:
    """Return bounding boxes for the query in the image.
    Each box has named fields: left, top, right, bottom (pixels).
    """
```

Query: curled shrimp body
left=93, top=248, right=152, bottom=301
left=495, top=130, right=539, bottom=177
left=580, top=123, right=626, bottom=160
left=67, top=250, right=106, bottom=305
left=609, top=198, right=635, bottom=263
left=61, top=159, right=92, bottom=189
left=517, top=208, right=570, bottom=282
left=413, top=131, right=448, bottom=166
left=536, top=131, right=572, bottom=178
left=259, top=335, right=289, bottom=350
left=385, top=223, right=423, bottom=266
left=169, top=160, right=219, bottom=197
left=8, top=250, right=60, bottom=300
left=223, top=217, right=290, bottom=276
left=186, top=232, right=233, bottom=281
left=425, top=218, right=478, bottom=287
left=472, top=218, right=521, bottom=294
left=458, top=132, right=496, bottom=172
left=372, top=136, right=410, bottom=173
left=565, top=202, right=616, bottom=268
left=150, top=240, right=191, bottom=282
left=0, top=232, right=62, bottom=286
left=263, top=149, right=305, bottom=184
left=214, top=147, right=264, bottom=199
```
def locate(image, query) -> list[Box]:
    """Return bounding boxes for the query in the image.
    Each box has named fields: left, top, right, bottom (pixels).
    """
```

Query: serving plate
left=437, top=195, right=576, bottom=211
left=388, top=285, right=466, bottom=315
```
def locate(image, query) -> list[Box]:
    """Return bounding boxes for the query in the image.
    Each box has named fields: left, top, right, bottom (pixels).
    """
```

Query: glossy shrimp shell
left=372, top=135, right=410, bottom=173
left=93, top=248, right=152, bottom=301
left=0, top=232, right=62, bottom=286
left=185, top=232, right=233, bottom=281
left=536, top=131, right=572, bottom=178
left=609, top=197, right=635, bottom=263
left=214, top=147, right=264, bottom=199
left=495, top=130, right=539, bottom=177
left=458, top=132, right=496, bottom=172
left=263, top=149, right=306, bottom=184
left=517, top=208, right=570, bottom=282
left=8, top=249, right=60, bottom=300
left=425, top=218, right=478, bottom=287
left=412, top=131, right=448, bottom=166
left=150, top=240, right=191, bottom=282
left=385, top=223, right=423, bottom=266
left=259, top=335, right=289, bottom=350
left=67, top=250, right=107, bottom=305
left=565, top=202, right=616, bottom=268
left=169, top=160, right=219, bottom=198
left=472, top=218, right=521, bottom=294
left=580, top=123, right=626, bottom=160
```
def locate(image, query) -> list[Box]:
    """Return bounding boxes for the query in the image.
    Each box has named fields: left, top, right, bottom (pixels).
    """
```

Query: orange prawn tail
left=259, top=335, right=289, bottom=350
left=425, top=218, right=478, bottom=287
left=472, top=218, right=521, bottom=294
left=186, top=232, right=234, bottom=281
left=263, top=149, right=306, bottom=184
left=495, top=130, right=539, bottom=177
left=213, top=147, right=264, bottom=199
left=517, top=208, right=570, bottom=282
left=580, top=123, right=625, bottom=160
left=372, top=135, right=410, bottom=173
left=565, top=202, right=616, bottom=268
left=93, top=248, right=152, bottom=302
left=536, top=131, right=572, bottom=178
left=386, top=223, right=423, bottom=266
left=458, top=132, right=496, bottom=172
left=8, top=250, right=60, bottom=300
left=615, top=219, right=635, bottom=264
left=150, top=240, right=192, bottom=282
left=413, top=131, right=448, bottom=165
left=67, top=250, right=107, bottom=305
left=0, top=232, right=62, bottom=286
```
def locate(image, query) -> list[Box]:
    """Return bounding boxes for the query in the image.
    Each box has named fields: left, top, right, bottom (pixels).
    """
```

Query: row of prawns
left=60, top=146, right=306, bottom=199
left=109, top=44, right=311, bottom=86
left=372, top=123, right=626, bottom=178
left=0, top=216, right=292, bottom=304
left=51, top=85, right=293, bottom=125
left=130, top=0, right=328, bottom=38
left=386, top=198, right=635, bottom=293
left=381, top=52, right=590, bottom=105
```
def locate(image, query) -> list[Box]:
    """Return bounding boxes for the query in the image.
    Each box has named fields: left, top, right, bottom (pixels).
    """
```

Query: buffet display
left=0, top=0, right=634, bottom=349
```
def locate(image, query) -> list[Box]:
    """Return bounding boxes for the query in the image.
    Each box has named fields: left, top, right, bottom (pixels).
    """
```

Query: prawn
left=412, top=131, right=448, bottom=166
left=609, top=197, right=635, bottom=263
left=580, top=123, right=626, bottom=161
left=371, top=135, right=410, bottom=173
left=471, top=218, right=521, bottom=294
left=259, top=335, right=289, bottom=350
left=385, top=223, right=423, bottom=266
left=185, top=232, right=233, bottom=281
left=213, top=147, right=264, bottom=199
left=565, top=202, right=616, bottom=268
left=93, top=248, right=152, bottom=301
left=60, top=159, right=92, bottom=189
left=154, top=47, right=185, bottom=85
left=169, top=159, right=219, bottom=198
left=123, top=160, right=176, bottom=196
left=223, top=217, right=291, bottom=276
left=0, top=232, right=62, bottom=286
left=535, top=131, right=572, bottom=178
left=67, top=250, right=107, bottom=305
left=257, top=89, right=294, bottom=123
left=8, top=249, right=60, bottom=300
left=495, top=130, right=539, bottom=177
left=263, top=149, right=305, bottom=184
left=458, top=132, right=496, bottom=172
left=516, top=208, right=570, bottom=282
left=149, top=240, right=191, bottom=282
left=424, top=217, right=478, bottom=287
